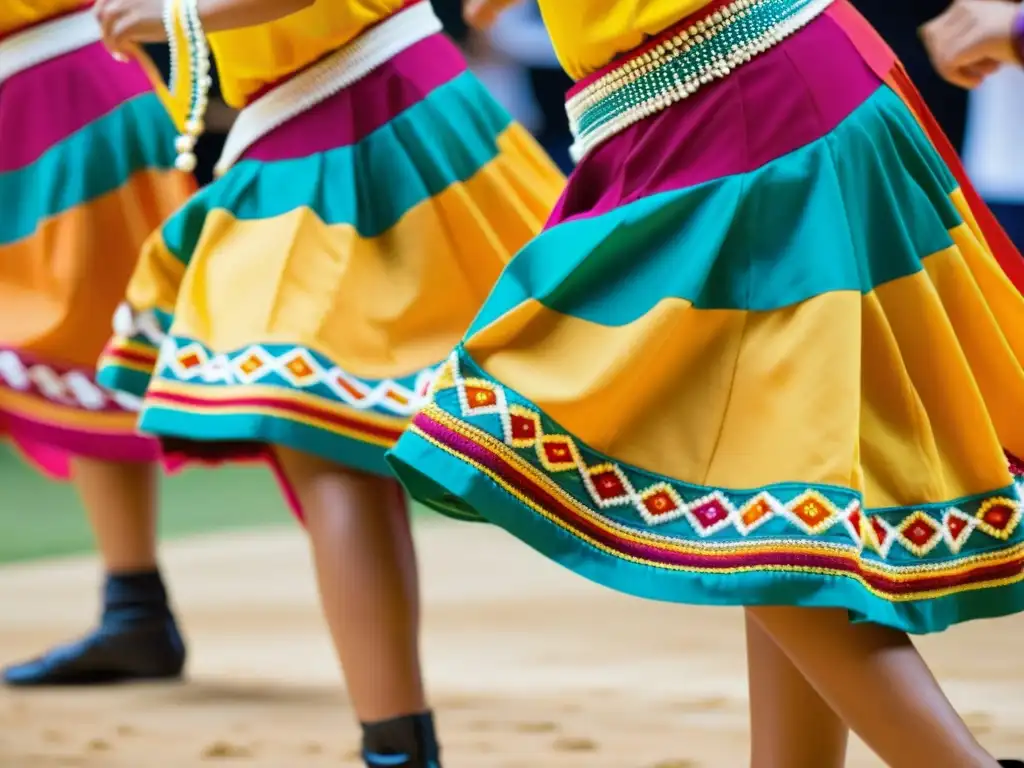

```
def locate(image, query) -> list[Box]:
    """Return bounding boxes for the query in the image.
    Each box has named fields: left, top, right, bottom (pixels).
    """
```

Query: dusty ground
left=1, top=523, right=1022, bottom=767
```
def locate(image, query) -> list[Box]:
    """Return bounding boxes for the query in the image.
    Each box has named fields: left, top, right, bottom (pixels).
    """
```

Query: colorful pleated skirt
left=387, top=0, right=1024, bottom=633
left=97, top=16, right=565, bottom=482
left=0, top=12, right=194, bottom=478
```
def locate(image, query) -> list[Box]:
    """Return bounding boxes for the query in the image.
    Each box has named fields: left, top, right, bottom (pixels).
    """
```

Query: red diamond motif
left=980, top=503, right=1014, bottom=532
left=947, top=515, right=969, bottom=542
left=541, top=439, right=574, bottom=467
left=510, top=414, right=537, bottom=442
left=643, top=490, right=680, bottom=519
left=871, top=518, right=890, bottom=547
left=179, top=352, right=201, bottom=369
left=902, top=516, right=939, bottom=547
left=690, top=498, right=730, bottom=531
left=793, top=497, right=833, bottom=528
left=464, top=385, right=497, bottom=410
left=847, top=507, right=863, bottom=538
left=741, top=498, right=772, bottom=528
left=590, top=470, right=627, bottom=501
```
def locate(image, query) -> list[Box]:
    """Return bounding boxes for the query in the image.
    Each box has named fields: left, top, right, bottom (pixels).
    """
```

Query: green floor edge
left=0, top=445, right=428, bottom=565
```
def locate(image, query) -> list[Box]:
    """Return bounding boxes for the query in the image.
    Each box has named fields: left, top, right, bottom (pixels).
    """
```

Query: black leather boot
left=3, top=570, right=186, bottom=686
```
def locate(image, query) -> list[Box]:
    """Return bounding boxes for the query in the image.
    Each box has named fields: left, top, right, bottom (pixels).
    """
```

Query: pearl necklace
left=567, top=0, right=835, bottom=161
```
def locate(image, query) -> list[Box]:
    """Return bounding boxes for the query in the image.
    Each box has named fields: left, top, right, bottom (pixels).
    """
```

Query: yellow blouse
left=537, top=0, right=711, bottom=80
left=0, top=0, right=88, bottom=37
left=207, top=0, right=405, bottom=107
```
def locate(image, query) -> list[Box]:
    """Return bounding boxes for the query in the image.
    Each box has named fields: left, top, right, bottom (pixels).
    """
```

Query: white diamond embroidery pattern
left=111, top=303, right=166, bottom=346
left=156, top=339, right=439, bottom=417
left=0, top=349, right=139, bottom=413
left=436, top=352, right=1024, bottom=559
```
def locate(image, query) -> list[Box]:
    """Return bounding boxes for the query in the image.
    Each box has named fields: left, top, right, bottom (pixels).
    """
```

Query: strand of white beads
left=162, top=0, right=178, bottom=92
left=567, top=0, right=833, bottom=160
left=172, top=0, right=212, bottom=173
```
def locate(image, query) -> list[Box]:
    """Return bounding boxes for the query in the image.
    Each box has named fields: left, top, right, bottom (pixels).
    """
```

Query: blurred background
left=2, top=0, right=1023, bottom=566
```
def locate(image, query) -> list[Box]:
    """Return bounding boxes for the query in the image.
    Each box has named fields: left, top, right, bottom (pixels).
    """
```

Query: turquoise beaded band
left=567, top=0, right=835, bottom=161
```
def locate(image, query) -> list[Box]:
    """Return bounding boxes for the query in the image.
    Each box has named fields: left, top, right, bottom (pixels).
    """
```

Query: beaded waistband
left=566, top=0, right=835, bottom=161
left=0, top=10, right=100, bottom=86
left=214, top=2, right=442, bottom=176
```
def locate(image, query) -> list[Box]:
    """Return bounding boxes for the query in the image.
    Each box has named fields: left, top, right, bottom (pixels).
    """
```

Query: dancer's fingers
left=464, top=0, right=521, bottom=29
left=93, top=0, right=132, bottom=60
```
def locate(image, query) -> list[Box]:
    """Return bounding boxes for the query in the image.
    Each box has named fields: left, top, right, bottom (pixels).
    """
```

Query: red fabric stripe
left=886, top=66, right=1024, bottom=294
left=829, top=0, right=1024, bottom=294
left=415, top=410, right=1024, bottom=596
left=147, top=390, right=406, bottom=443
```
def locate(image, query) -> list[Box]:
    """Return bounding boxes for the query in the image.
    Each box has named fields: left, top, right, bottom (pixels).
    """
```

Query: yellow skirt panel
left=465, top=229, right=1024, bottom=508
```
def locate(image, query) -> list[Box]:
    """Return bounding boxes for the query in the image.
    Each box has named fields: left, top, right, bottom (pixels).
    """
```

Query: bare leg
left=72, top=458, right=159, bottom=571
left=274, top=446, right=426, bottom=721
left=746, top=613, right=848, bottom=768
left=748, top=606, right=997, bottom=768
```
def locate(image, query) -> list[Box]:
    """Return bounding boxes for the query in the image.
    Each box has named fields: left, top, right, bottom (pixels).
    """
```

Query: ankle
left=361, top=711, right=440, bottom=768
left=102, top=569, right=173, bottom=625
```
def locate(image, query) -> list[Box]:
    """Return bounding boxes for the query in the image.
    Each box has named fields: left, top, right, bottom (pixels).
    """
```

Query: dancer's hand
left=465, top=0, right=522, bottom=29
left=920, top=0, right=1020, bottom=88
left=94, top=0, right=167, bottom=61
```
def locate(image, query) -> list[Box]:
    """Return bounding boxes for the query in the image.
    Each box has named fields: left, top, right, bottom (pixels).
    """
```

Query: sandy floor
left=1, top=523, right=1022, bottom=767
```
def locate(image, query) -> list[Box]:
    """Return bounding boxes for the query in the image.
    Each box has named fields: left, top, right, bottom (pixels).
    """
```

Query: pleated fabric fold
left=98, top=34, right=565, bottom=479
left=387, top=2, right=1024, bottom=633
left=0, top=40, right=194, bottom=477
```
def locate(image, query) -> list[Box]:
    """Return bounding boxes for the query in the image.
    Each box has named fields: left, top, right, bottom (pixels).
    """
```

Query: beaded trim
left=566, top=0, right=835, bottom=160
left=163, top=0, right=212, bottom=173
left=214, top=2, right=443, bottom=177
left=162, top=0, right=179, bottom=94
left=0, top=10, right=101, bottom=86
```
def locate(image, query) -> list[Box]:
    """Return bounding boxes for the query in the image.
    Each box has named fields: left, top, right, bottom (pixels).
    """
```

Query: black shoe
left=362, top=712, right=441, bottom=768
left=3, top=615, right=186, bottom=686
left=999, top=762, right=1024, bottom=767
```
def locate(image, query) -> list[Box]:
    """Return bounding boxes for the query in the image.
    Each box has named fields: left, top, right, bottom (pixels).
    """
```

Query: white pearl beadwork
left=167, top=0, right=212, bottom=173
left=162, top=0, right=178, bottom=90
left=567, top=0, right=835, bottom=160
left=174, top=151, right=198, bottom=172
